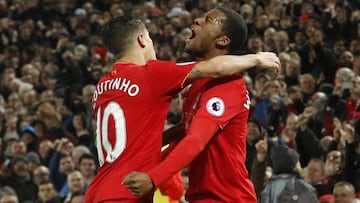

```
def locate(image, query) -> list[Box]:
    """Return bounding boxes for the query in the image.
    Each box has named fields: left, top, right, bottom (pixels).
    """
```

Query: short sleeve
left=145, top=60, right=198, bottom=97
left=194, top=77, right=250, bottom=128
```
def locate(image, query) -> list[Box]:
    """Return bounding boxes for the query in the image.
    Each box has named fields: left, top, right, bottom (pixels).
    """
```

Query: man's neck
left=117, top=49, right=148, bottom=66
left=197, top=49, right=228, bottom=61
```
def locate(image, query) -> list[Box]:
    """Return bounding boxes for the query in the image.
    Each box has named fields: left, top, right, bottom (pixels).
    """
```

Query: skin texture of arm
left=184, top=52, right=280, bottom=86
left=122, top=117, right=219, bottom=196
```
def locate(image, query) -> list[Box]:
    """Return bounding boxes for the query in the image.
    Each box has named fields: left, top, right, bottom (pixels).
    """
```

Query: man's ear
left=137, top=33, right=146, bottom=48
left=216, top=36, right=230, bottom=47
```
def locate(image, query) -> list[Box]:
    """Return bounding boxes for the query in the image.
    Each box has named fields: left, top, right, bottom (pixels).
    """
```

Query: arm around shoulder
left=184, top=52, right=280, bottom=85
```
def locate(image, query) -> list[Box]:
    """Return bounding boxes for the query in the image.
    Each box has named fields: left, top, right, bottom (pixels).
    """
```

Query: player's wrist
left=252, top=54, right=261, bottom=68
left=147, top=170, right=161, bottom=187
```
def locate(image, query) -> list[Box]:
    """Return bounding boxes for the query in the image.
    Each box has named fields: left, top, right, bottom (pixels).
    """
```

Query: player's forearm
left=184, top=52, right=279, bottom=86
left=184, top=54, right=258, bottom=85
left=197, top=54, right=259, bottom=78
left=149, top=118, right=219, bottom=186
left=208, top=54, right=259, bottom=77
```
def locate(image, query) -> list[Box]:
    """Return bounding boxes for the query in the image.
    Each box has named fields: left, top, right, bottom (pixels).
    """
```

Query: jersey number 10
left=96, top=101, right=126, bottom=167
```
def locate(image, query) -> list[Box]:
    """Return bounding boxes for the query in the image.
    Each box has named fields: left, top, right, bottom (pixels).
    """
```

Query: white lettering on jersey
left=206, top=97, right=225, bottom=116
left=243, top=91, right=251, bottom=109
left=92, top=77, right=140, bottom=105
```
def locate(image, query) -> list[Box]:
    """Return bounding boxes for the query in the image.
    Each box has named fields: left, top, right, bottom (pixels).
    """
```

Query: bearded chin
left=184, top=45, right=206, bottom=59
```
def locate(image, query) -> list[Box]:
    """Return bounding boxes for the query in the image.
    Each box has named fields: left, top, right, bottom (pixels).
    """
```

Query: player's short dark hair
left=101, top=16, right=146, bottom=58
left=217, top=6, right=248, bottom=55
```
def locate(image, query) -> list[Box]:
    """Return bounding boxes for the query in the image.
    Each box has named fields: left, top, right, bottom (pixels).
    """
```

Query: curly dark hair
left=217, top=6, right=248, bottom=55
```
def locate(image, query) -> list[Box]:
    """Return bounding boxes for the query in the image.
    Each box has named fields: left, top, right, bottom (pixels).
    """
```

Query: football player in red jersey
left=123, top=7, right=273, bottom=203
left=85, top=15, right=280, bottom=203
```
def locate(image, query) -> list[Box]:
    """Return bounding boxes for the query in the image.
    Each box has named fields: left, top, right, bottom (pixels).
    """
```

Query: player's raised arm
left=184, top=52, right=280, bottom=86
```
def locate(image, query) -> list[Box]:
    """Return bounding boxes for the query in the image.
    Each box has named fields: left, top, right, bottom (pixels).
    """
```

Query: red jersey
left=148, top=76, right=257, bottom=203
left=183, top=76, right=257, bottom=203
left=85, top=60, right=197, bottom=203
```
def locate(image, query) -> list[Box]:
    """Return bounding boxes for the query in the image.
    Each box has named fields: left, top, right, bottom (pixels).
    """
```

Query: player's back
left=85, top=60, right=194, bottom=203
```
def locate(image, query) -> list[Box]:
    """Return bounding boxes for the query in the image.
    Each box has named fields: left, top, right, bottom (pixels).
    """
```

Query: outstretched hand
left=122, top=171, right=154, bottom=196
left=255, top=52, right=281, bottom=78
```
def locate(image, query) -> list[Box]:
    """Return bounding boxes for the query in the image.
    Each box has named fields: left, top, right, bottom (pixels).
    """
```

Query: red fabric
left=287, top=140, right=296, bottom=149
left=101, top=200, right=151, bottom=203
left=323, top=110, right=334, bottom=136
left=184, top=77, right=256, bottom=203
left=149, top=76, right=257, bottom=202
left=285, top=103, right=299, bottom=114
left=318, top=194, right=334, bottom=203
left=85, top=60, right=196, bottom=203
left=346, top=97, right=360, bottom=120
left=94, top=46, right=106, bottom=58
left=356, top=191, right=360, bottom=198
left=158, top=172, right=184, bottom=200
left=299, top=15, right=310, bottom=22
left=148, top=117, right=219, bottom=185
left=151, top=7, right=162, bottom=17
left=93, top=46, right=109, bottom=62
left=354, top=111, right=360, bottom=119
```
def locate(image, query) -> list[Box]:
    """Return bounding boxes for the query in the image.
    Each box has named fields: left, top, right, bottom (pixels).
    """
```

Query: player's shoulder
left=146, top=59, right=173, bottom=67
left=207, top=75, right=245, bottom=88
left=147, top=60, right=197, bottom=68
left=202, top=76, right=247, bottom=99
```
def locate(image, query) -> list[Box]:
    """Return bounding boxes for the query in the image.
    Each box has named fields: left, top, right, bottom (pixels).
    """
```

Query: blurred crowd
left=0, top=0, right=359, bottom=203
